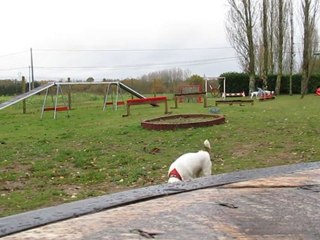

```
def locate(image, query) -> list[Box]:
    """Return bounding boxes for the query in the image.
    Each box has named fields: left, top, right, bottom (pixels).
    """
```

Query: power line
left=0, top=66, right=28, bottom=71
left=33, top=56, right=238, bottom=70
left=0, top=50, right=28, bottom=59
left=0, top=48, right=238, bottom=79
left=34, top=47, right=234, bottom=52
left=0, top=56, right=238, bottom=76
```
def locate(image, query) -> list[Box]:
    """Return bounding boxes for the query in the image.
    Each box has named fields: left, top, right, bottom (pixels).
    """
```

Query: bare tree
left=261, top=0, right=269, bottom=89
left=288, top=0, right=295, bottom=95
left=275, top=0, right=286, bottom=95
left=268, top=0, right=276, bottom=74
left=226, top=0, right=258, bottom=93
left=300, top=0, right=319, bottom=98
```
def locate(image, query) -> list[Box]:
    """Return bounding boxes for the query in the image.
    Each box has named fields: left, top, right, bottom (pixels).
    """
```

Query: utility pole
left=22, top=76, right=26, bottom=114
left=30, top=48, right=35, bottom=90
left=28, top=66, right=31, bottom=91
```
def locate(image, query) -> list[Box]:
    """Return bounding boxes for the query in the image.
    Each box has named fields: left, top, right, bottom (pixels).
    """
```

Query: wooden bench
left=105, top=101, right=125, bottom=106
left=259, top=95, right=275, bottom=101
left=123, top=96, right=168, bottom=117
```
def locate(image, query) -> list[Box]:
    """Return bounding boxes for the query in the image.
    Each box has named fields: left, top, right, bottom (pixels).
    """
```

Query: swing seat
left=44, top=106, right=69, bottom=111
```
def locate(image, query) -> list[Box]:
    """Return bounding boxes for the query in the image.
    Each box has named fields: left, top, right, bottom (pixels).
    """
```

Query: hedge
left=219, top=72, right=320, bottom=95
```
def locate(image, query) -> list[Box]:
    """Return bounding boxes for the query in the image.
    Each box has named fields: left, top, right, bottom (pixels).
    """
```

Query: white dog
left=250, top=91, right=259, bottom=99
left=251, top=89, right=274, bottom=99
left=168, top=140, right=212, bottom=183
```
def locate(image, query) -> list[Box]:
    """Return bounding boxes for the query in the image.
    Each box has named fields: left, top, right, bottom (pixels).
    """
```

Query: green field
left=0, top=93, right=319, bottom=217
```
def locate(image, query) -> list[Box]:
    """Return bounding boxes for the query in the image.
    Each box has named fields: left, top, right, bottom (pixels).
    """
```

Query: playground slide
left=118, top=82, right=146, bottom=99
left=0, top=82, right=55, bottom=110
left=118, top=82, right=158, bottom=107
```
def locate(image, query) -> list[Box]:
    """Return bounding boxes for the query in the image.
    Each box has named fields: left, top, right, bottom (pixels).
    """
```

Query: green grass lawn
left=0, top=93, right=319, bottom=217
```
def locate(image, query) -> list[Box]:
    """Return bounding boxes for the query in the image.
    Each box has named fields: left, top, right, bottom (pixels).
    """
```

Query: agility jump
left=173, top=92, right=207, bottom=109
left=122, top=96, right=168, bottom=117
left=214, top=77, right=253, bottom=106
left=122, top=97, right=168, bottom=117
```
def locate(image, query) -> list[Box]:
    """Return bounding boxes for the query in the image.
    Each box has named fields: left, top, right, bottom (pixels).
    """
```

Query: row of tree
left=0, top=69, right=193, bottom=96
left=226, top=0, right=319, bottom=98
left=1, top=71, right=320, bottom=96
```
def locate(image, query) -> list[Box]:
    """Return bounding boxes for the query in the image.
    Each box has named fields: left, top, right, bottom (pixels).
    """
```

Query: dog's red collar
left=168, top=168, right=182, bottom=181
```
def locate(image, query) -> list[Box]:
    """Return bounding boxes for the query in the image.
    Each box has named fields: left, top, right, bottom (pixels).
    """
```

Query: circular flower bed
left=141, top=114, right=225, bottom=130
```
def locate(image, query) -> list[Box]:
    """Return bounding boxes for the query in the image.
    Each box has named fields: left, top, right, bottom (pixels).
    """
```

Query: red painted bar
left=127, top=96, right=167, bottom=105
left=44, top=106, right=69, bottom=111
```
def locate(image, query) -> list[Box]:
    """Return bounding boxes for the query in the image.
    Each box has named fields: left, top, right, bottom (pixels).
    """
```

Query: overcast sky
left=0, top=0, right=240, bottom=81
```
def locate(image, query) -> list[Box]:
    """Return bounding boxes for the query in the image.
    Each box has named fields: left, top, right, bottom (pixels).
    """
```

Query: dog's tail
left=204, top=139, right=211, bottom=152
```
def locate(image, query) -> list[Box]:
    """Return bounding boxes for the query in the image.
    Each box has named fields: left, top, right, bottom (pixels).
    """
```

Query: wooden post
left=164, top=99, right=168, bottom=114
left=22, top=76, right=26, bottom=114
left=123, top=104, right=130, bottom=117
left=203, top=94, right=207, bottom=108
left=174, top=96, right=178, bottom=109
left=67, top=77, right=71, bottom=110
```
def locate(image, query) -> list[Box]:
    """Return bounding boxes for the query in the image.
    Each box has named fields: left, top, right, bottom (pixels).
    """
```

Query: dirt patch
left=231, top=143, right=261, bottom=158
left=1, top=181, right=25, bottom=191
left=231, top=142, right=302, bottom=166
left=142, top=114, right=225, bottom=130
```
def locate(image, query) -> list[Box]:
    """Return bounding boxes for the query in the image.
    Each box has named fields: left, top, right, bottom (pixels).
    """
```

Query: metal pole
left=54, top=85, right=59, bottom=119
left=103, top=83, right=112, bottom=111
left=30, top=48, right=35, bottom=90
left=41, top=88, right=49, bottom=119
left=221, top=77, right=226, bottom=100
